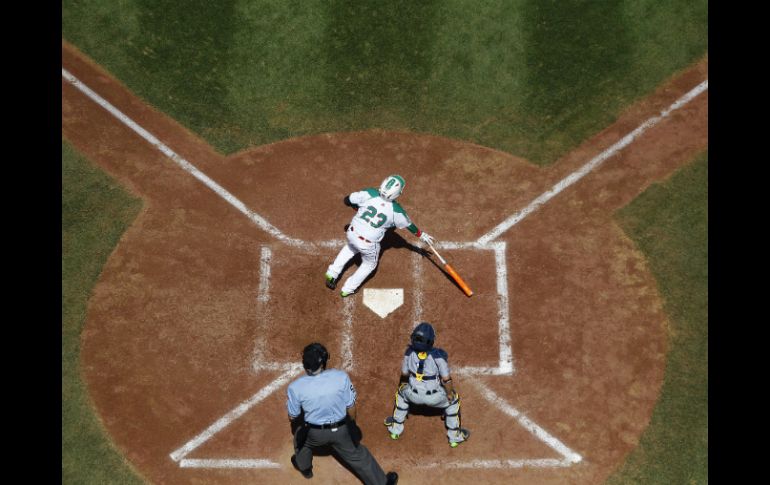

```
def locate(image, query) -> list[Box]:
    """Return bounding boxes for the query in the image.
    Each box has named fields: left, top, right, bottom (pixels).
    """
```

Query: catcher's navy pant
left=386, top=384, right=466, bottom=444
left=294, top=423, right=388, bottom=485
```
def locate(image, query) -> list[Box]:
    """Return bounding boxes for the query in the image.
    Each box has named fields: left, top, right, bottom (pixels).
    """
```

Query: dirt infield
left=62, top=41, right=707, bottom=485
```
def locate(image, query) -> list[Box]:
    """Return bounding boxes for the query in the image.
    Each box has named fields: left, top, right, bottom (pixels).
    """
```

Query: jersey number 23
left=360, top=206, right=387, bottom=228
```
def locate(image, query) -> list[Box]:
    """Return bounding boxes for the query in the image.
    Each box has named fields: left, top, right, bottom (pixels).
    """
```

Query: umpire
left=287, top=342, right=398, bottom=485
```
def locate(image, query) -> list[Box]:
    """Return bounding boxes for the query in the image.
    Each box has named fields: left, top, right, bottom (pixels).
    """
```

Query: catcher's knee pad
left=444, top=400, right=460, bottom=418
left=443, top=396, right=461, bottom=428
left=391, top=387, right=410, bottom=415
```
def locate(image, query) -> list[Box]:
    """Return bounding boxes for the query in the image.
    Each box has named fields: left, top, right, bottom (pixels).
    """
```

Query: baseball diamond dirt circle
left=62, top=42, right=707, bottom=485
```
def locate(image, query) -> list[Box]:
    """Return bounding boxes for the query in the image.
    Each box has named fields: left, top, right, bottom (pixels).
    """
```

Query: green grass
left=607, top=152, right=708, bottom=484
left=62, top=0, right=706, bottom=164
left=62, top=141, right=145, bottom=485
left=61, top=3, right=707, bottom=482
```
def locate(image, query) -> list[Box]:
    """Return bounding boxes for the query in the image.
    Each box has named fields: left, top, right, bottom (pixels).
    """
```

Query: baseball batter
left=325, top=174, right=433, bottom=297
left=384, top=322, right=470, bottom=447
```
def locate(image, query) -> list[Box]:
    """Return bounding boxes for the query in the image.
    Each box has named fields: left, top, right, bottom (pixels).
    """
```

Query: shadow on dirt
left=329, top=226, right=467, bottom=296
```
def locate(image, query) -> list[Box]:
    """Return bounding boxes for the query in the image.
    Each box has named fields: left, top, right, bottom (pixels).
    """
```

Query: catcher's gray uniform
left=385, top=346, right=469, bottom=446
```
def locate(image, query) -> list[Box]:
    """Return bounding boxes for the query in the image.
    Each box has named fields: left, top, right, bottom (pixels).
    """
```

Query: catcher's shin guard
left=444, top=393, right=465, bottom=443
left=386, top=386, right=410, bottom=437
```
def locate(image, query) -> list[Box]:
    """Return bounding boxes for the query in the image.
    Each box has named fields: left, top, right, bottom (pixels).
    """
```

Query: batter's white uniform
left=327, top=188, right=422, bottom=295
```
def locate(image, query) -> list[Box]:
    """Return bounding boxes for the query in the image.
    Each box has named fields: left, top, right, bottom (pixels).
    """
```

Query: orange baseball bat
left=425, top=240, right=474, bottom=297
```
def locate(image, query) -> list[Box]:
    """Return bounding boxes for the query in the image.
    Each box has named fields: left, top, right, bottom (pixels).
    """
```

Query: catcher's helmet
left=410, top=322, right=435, bottom=351
left=379, top=174, right=405, bottom=202
left=302, top=343, right=329, bottom=372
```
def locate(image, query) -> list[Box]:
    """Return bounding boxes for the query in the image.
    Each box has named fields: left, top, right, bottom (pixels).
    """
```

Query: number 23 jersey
left=348, top=188, right=413, bottom=243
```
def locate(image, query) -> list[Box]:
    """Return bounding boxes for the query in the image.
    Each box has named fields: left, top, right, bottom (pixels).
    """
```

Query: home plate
left=362, top=289, right=404, bottom=318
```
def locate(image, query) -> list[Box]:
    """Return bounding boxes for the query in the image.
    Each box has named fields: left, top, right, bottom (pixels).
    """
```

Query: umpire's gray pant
left=294, top=423, right=388, bottom=485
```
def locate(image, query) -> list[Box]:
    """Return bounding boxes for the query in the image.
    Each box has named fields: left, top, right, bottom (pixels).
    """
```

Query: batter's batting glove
left=419, top=232, right=434, bottom=245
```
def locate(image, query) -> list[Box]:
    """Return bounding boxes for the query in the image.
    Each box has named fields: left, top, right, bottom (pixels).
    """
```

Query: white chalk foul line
left=251, top=244, right=276, bottom=372
left=58, top=76, right=308, bottom=465
left=180, top=459, right=281, bottom=469
left=341, top=297, right=355, bottom=371
left=61, top=68, right=305, bottom=248
left=412, top=249, right=424, bottom=327
left=169, top=368, right=302, bottom=462
left=317, top=239, right=345, bottom=248
left=454, top=366, right=514, bottom=376
left=418, top=380, right=581, bottom=470
left=494, top=242, right=514, bottom=374
left=477, top=79, right=708, bottom=245
left=65, top=63, right=619, bottom=471
left=473, top=379, right=583, bottom=465
left=252, top=362, right=298, bottom=372
left=420, top=458, right=575, bottom=469
left=257, top=245, right=272, bottom=303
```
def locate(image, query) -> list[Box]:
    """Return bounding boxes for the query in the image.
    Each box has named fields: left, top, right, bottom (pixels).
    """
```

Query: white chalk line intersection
left=64, top=66, right=704, bottom=472
left=169, top=369, right=302, bottom=463
left=63, top=67, right=706, bottom=252
left=477, top=79, right=708, bottom=244
left=474, top=380, right=582, bottom=464
left=183, top=241, right=517, bottom=469
left=62, top=68, right=305, bottom=249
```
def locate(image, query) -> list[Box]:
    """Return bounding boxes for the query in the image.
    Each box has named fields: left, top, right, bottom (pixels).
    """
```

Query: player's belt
left=350, top=226, right=372, bottom=243
left=411, top=387, right=440, bottom=395
left=410, top=371, right=438, bottom=381
left=306, top=418, right=347, bottom=429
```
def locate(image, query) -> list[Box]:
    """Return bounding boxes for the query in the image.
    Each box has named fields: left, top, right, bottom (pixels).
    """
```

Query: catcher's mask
left=410, top=322, right=435, bottom=351
left=302, top=343, right=329, bottom=373
left=379, top=174, right=405, bottom=202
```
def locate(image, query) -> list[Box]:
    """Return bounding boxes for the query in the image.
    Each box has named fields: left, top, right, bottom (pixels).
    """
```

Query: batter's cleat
left=324, top=273, right=336, bottom=290
left=290, top=455, right=313, bottom=479
left=449, top=428, right=471, bottom=448
left=340, top=290, right=354, bottom=297
left=385, top=471, right=399, bottom=485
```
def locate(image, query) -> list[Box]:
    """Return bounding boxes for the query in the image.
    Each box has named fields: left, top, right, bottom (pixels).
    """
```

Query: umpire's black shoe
left=291, top=455, right=313, bottom=479
left=386, top=471, right=399, bottom=484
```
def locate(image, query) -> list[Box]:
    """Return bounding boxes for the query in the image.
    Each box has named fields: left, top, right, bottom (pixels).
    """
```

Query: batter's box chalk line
left=252, top=241, right=513, bottom=377
left=62, top=67, right=705, bottom=472
left=168, top=369, right=582, bottom=470
left=169, top=241, right=581, bottom=469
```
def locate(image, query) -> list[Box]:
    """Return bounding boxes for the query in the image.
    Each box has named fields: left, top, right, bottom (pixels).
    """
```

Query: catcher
left=383, top=322, right=470, bottom=447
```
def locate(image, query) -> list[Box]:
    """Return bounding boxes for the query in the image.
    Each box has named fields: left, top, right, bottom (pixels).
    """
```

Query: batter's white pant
left=386, top=384, right=466, bottom=444
left=327, top=226, right=380, bottom=294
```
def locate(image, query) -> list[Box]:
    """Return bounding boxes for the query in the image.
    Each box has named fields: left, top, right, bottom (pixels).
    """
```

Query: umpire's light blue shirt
left=286, top=369, right=357, bottom=425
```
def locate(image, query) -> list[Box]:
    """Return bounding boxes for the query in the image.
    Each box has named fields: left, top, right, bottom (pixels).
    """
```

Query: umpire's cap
left=302, top=343, right=329, bottom=372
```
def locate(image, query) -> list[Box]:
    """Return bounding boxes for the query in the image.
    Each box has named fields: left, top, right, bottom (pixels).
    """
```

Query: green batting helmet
left=379, top=174, right=405, bottom=202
